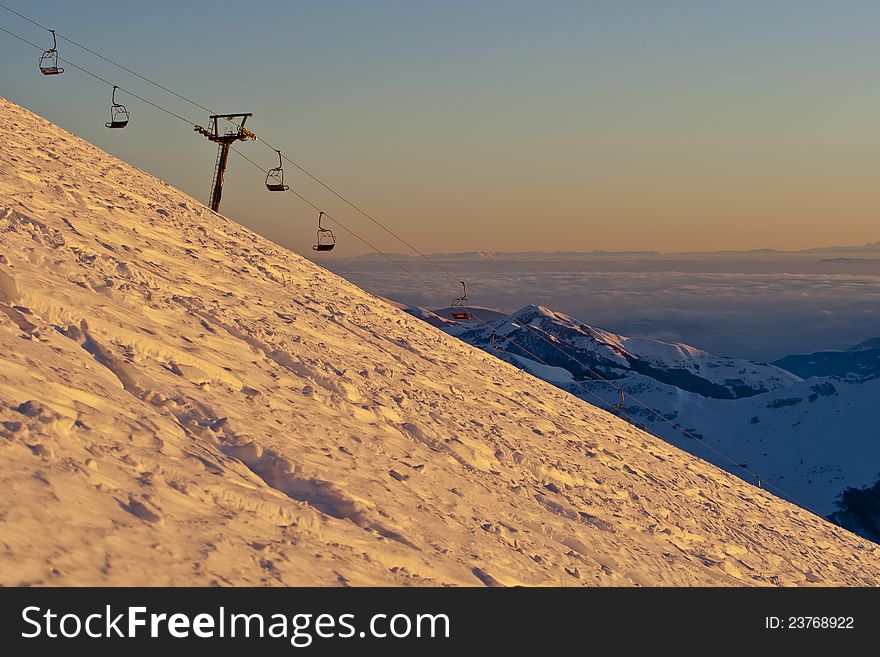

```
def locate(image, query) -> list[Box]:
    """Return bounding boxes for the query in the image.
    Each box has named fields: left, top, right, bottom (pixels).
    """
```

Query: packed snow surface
left=425, top=304, right=879, bottom=518
left=1, top=97, right=879, bottom=585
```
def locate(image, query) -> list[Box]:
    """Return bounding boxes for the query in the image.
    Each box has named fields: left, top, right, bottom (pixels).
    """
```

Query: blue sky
left=2, top=1, right=880, bottom=256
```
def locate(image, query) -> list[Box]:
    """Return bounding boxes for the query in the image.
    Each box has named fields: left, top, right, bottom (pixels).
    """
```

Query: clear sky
left=2, top=0, right=879, bottom=256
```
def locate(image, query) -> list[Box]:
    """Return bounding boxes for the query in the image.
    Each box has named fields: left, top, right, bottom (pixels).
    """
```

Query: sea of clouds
left=323, top=251, right=880, bottom=361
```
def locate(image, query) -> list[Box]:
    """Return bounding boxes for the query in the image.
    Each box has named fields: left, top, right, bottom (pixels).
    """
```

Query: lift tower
left=194, top=113, right=256, bottom=213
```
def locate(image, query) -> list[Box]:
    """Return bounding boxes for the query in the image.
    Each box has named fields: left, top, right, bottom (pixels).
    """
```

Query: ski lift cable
left=0, top=20, right=818, bottom=518
left=231, top=146, right=455, bottom=294
left=0, top=1, right=215, bottom=116
left=264, top=140, right=464, bottom=283
left=0, top=24, right=195, bottom=126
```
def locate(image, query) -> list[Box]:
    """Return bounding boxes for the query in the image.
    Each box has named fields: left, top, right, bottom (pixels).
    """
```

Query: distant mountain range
left=337, top=242, right=880, bottom=262
left=401, top=302, right=880, bottom=542
left=452, top=304, right=799, bottom=400
left=774, top=343, right=880, bottom=379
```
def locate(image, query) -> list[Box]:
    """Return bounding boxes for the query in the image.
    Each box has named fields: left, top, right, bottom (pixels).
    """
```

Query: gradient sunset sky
left=2, top=0, right=878, bottom=256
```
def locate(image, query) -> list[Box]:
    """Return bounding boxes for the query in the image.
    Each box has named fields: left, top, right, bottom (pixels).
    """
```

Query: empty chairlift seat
left=312, top=211, right=336, bottom=252
left=265, top=150, right=289, bottom=191
left=105, top=86, right=130, bottom=129
left=39, top=30, right=63, bottom=76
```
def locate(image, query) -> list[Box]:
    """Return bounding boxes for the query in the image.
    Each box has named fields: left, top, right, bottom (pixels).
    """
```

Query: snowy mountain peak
left=438, top=303, right=799, bottom=400
left=511, top=304, right=584, bottom=326
left=513, top=304, right=561, bottom=319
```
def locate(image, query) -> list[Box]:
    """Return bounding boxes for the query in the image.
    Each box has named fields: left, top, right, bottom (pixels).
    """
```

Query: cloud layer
left=324, top=254, right=880, bottom=361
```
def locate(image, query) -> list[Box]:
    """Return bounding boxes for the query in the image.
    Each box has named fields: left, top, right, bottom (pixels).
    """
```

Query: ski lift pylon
left=312, top=211, right=336, bottom=252
left=490, top=331, right=502, bottom=352
left=451, top=281, right=472, bottom=320
left=105, top=86, right=130, bottom=129
left=39, top=29, right=63, bottom=76
left=265, top=150, right=288, bottom=191
left=611, top=389, right=627, bottom=420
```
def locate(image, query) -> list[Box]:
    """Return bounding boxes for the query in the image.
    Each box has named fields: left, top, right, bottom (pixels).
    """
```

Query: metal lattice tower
left=193, top=113, right=256, bottom=213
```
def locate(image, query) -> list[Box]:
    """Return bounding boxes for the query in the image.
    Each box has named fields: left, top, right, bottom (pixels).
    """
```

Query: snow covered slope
left=2, top=96, right=880, bottom=586
left=574, top=372, right=880, bottom=519
left=405, top=305, right=879, bottom=536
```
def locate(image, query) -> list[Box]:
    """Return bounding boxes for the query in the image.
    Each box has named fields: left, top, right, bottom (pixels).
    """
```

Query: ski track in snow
left=1, top=96, right=879, bottom=586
